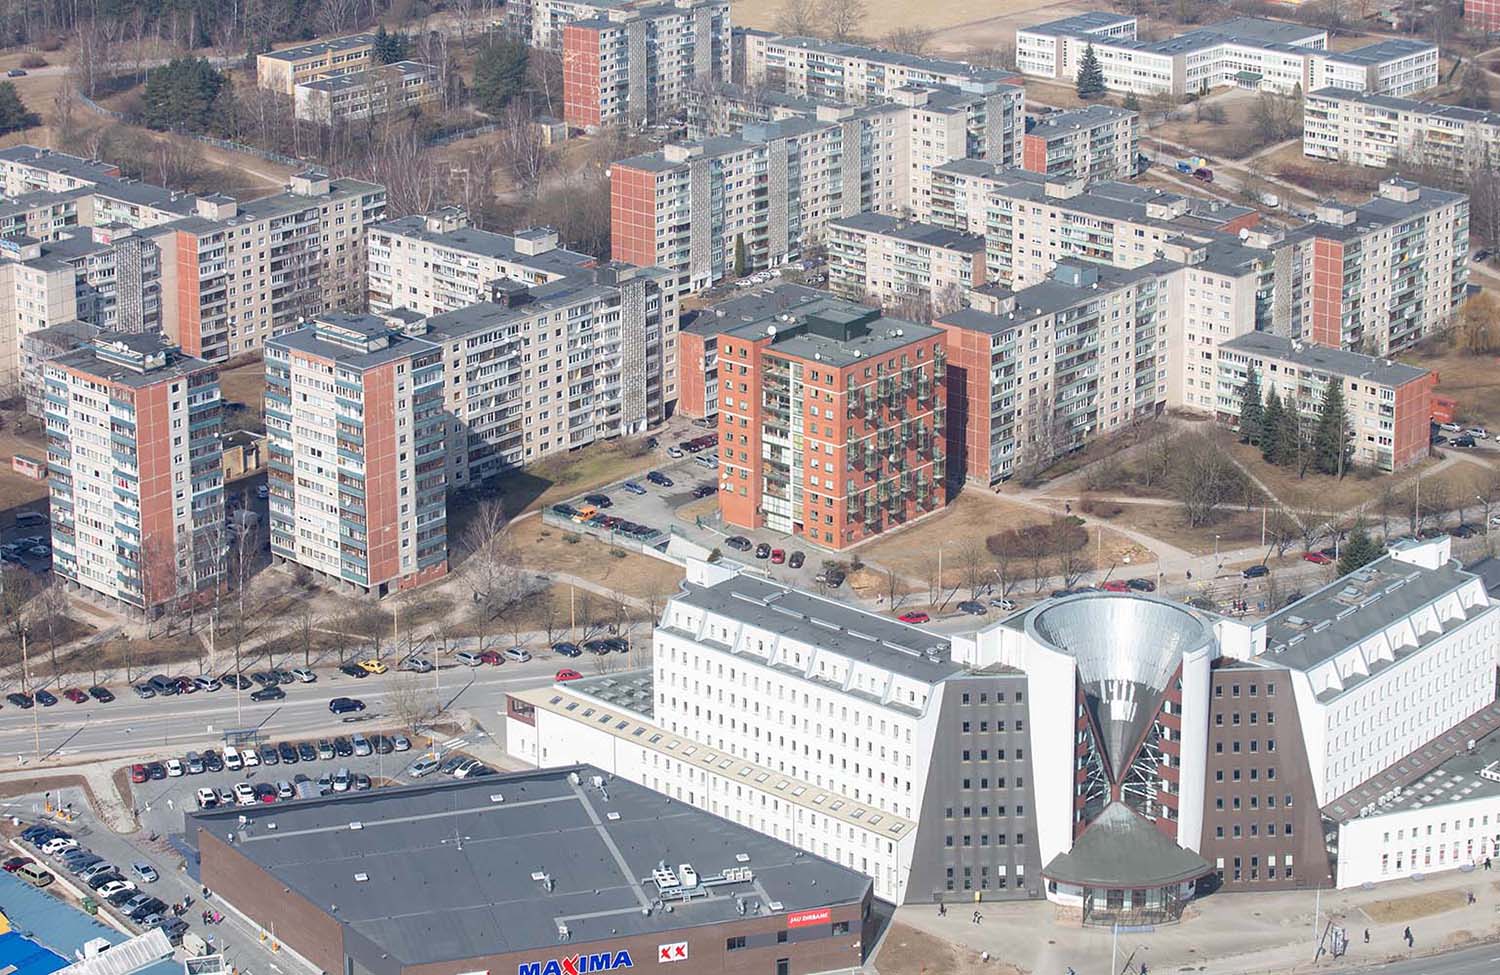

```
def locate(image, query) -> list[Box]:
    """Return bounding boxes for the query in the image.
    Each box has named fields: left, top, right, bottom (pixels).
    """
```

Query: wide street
left=0, top=654, right=577, bottom=765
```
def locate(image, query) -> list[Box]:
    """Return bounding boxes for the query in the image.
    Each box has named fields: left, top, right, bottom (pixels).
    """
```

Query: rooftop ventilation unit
left=353, top=873, right=369, bottom=883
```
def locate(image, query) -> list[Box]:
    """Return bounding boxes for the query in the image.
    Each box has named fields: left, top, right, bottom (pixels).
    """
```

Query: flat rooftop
left=186, top=767, right=869, bottom=966
left=718, top=289, right=941, bottom=367
left=1259, top=552, right=1485, bottom=692
left=296, top=60, right=435, bottom=92
left=53, top=333, right=212, bottom=388
left=1328, top=38, right=1436, bottom=65
left=374, top=215, right=594, bottom=277
left=1221, top=332, right=1429, bottom=387
left=1027, top=105, right=1134, bottom=139
left=1309, top=86, right=1500, bottom=125
left=667, top=572, right=960, bottom=685
left=261, top=33, right=374, bottom=62
left=1021, top=12, right=1136, bottom=36
left=829, top=212, right=985, bottom=251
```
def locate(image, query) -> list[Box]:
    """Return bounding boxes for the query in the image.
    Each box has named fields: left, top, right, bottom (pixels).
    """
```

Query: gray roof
left=269, top=315, right=436, bottom=370
left=184, top=767, right=870, bottom=965
left=762, top=34, right=1015, bottom=87
left=260, top=33, right=374, bottom=62
left=53, top=332, right=212, bottom=388
left=717, top=288, right=942, bottom=367
left=1327, top=38, right=1436, bottom=65
left=946, top=261, right=1162, bottom=335
left=669, top=572, right=959, bottom=684
left=684, top=283, right=827, bottom=336
left=1027, top=105, right=1135, bottom=140
left=1221, top=332, right=1429, bottom=388
left=1259, top=553, right=1484, bottom=690
left=565, top=671, right=655, bottom=717
left=296, top=60, right=435, bottom=92
left=1043, top=802, right=1212, bottom=887
left=1020, top=12, right=1136, bottom=37
left=1307, top=86, right=1500, bottom=126
left=829, top=212, right=984, bottom=251
left=374, top=215, right=594, bottom=276
left=968, top=167, right=1255, bottom=231
left=0, top=146, right=120, bottom=184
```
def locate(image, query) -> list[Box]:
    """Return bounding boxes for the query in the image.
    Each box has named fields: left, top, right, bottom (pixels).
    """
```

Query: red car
left=898, top=611, right=930, bottom=624
left=1303, top=552, right=1333, bottom=565
left=62, top=688, right=88, bottom=704
left=478, top=650, right=504, bottom=666
left=2, top=856, right=32, bottom=873
left=770, top=549, right=786, bottom=564
left=1101, top=580, right=1130, bottom=593
left=130, top=763, right=148, bottom=784
left=555, top=669, right=582, bottom=682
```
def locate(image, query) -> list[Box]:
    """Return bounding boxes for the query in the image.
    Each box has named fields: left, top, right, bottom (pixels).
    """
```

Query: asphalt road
left=1358, top=942, right=1500, bottom=975
left=0, top=654, right=575, bottom=765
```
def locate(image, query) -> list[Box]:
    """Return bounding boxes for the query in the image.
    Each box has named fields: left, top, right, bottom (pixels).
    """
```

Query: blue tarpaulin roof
left=0, top=872, right=176, bottom=975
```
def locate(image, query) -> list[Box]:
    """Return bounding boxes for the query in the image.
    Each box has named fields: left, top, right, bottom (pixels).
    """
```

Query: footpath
left=884, top=864, right=1500, bottom=975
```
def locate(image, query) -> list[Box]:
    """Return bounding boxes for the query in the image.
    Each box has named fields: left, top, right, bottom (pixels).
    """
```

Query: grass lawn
left=1401, top=343, right=1500, bottom=432
left=1221, top=440, right=1445, bottom=519
left=469, top=440, right=657, bottom=522
left=1103, top=502, right=1267, bottom=559
left=0, top=425, right=53, bottom=516
left=219, top=358, right=267, bottom=418
left=513, top=520, right=684, bottom=602
left=1361, top=890, right=1468, bottom=924
left=1151, top=90, right=1266, bottom=158
left=857, top=490, right=1152, bottom=602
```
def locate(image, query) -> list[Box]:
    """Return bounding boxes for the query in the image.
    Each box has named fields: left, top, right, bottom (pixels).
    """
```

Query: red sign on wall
left=786, top=908, right=831, bottom=929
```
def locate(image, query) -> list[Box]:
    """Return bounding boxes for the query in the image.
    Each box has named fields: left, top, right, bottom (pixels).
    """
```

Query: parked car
left=146, top=675, right=178, bottom=696
left=352, top=734, right=372, bottom=756
left=769, top=548, right=785, bottom=564
left=725, top=536, right=752, bottom=551
left=339, top=663, right=368, bottom=678
left=258, top=744, right=278, bottom=766
left=233, top=783, right=256, bottom=806
left=551, top=642, right=582, bottom=657
left=164, top=758, right=183, bottom=777
left=788, top=551, right=805, bottom=569
left=583, top=493, right=613, bottom=509
left=202, top=749, right=223, bottom=773
left=990, top=597, right=1018, bottom=611
left=277, top=741, right=298, bottom=764
left=1125, top=578, right=1156, bottom=592
left=192, top=675, right=221, bottom=692
left=333, top=737, right=353, bottom=757
left=62, top=688, right=88, bottom=704
left=408, top=756, right=440, bottom=778
left=392, top=734, right=410, bottom=752
left=290, top=668, right=316, bottom=683
left=217, top=673, right=250, bottom=690
left=898, top=611, right=930, bottom=624
left=454, top=650, right=484, bottom=667
left=87, top=686, right=114, bottom=702
left=666, top=446, right=684, bottom=459
left=1303, top=551, right=1333, bottom=564
left=145, top=762, right=166, bottom=780
left=957, top=601, right=988, bottom=615
left=1454, top=435, right=1477, bottom=448
left=1100, top=580, right=1131, bottom=593
left=132, top=683, right=154, bottom=700
left=332, top=768, right=352, bottom=792
left=754, top=542, right=771, bottom=559
left=646, top=471, right=673, bottom=487
left=5, top=692, right=31, bottom=708
left=399, top=656, right=434, bottom=673
left=622, top=481, right=647, bottom=496
left=503, top=646, right=532, bottom=663
left=131, top=862, right=158, bottom=883
left=1243, top=564, right=1271, bottom=578
left=357, top=659, right=388, bottom=675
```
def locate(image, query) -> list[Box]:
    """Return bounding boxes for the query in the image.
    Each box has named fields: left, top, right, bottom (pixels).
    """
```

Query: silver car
left=407, top=756, right=439, bottom=778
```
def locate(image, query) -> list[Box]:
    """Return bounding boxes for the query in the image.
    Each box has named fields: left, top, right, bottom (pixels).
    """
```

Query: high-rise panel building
left=265, top=314, right=448, bottom=597
left=45, top=332, right=223, bottom=615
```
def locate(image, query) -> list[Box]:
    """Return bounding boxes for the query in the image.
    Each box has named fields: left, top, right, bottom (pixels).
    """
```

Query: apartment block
left=1022, top=106, right=1140, bottom=182
left=256, top=34, right=377, bottom=96
left=1017, top=14, right=1432, bottom=97
left=0, top=226, right=160, bottom=386
left=0, top=189, right=87, bottom=241
left=1468, top=0, right=1500, bottom=31
left=367, top=210, right=595, bottom=314
left=293, top=60, right=440, bottom=124
left=938, top=261, right=1168, bottom=485
left=367, top=212, right=679, bottom=457
left=1295, top=179, right=1467, bottom=354
left=707, top=285, right=947, bottom=549
left=736, top=29, right=1019, bottom=104
left=560, top=0, right=731, bottom=129
left=611, top=85, right=1022, bottom=290
left=827, top=213, right=986, bottom=309
left=264, top=314, right=447, bottom=597
left=0, top=148, right=387, bottom=363
left=45, top=332, right=223, bottom=616
left=1304, top=87, right=1500, bottom=172
left=929, top=163, right=1259, bottom=288
left=1215, top=331, right=1434, bottom=471
left=19, top=320, right=99, bottom=417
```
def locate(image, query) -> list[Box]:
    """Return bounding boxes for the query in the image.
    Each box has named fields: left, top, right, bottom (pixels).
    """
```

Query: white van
left=502, top=647, right=532, bottom=663
left=455, top=651, right=482, bottom=667
left=223, top=746, right=242, bottom=771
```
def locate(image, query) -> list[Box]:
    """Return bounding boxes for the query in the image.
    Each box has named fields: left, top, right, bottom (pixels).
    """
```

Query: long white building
left=509, top=535, right=1500, bottom=916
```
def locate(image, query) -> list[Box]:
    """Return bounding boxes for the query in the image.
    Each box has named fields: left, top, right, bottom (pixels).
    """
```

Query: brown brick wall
left=197, top=827, right=347, bottom=974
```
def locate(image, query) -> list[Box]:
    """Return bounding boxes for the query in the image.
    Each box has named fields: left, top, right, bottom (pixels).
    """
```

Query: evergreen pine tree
left=0, top=82, right=40, bottom=135
left=1122, top=91, right=1140, bottom=112
left=1276, top=399, right=1301, bottom=468
left=733, top=234, right=747, bottom=278
left=1336, top=525, right=1382, bottom=576
left=1238, top=367, right=1263, bottom=445
left=1313, top=380, right=1351, bottom=476
left=1260, top=388, right=1283, bottom=463
left=1076, top=44, right=1105, bottom=100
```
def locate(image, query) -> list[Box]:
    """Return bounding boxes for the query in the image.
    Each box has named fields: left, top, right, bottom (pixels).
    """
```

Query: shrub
left=986, top=518, right=1088, bottom=558
left=1079, top=496, right=1123, bottom=518
left=19, top=55, right=47, bottom=69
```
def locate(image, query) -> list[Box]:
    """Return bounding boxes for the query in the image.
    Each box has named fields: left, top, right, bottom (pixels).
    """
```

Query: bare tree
left=1173, top=437, right=1247, bottom=528
left=462, top=500, right=527, bottom=621
left=820, top=0, right=868, bottom=42
left=388, top=670, right=439, bottom=737
left=316, top=0, right=360, bottom=36
left=1055, top=549, right=1093, bottom=589
left=959, top=540, right=988, bottom=601
left=1265, top=507, right=1299, bottom=557
left=775, top=0, right=820, bottom=35
left=498, top=99, right=552, bottom=198
left=884, top=28, right=932, bottom=54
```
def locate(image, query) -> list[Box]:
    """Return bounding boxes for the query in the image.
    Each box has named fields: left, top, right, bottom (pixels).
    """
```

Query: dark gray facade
left=907, top=671, right=1045, bottom=903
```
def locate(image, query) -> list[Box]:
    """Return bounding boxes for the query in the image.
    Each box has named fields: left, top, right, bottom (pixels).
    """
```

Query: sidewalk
left=885, top=865, right=1500, bottom=975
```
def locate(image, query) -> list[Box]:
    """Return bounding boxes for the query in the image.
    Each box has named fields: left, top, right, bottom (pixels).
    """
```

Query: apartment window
left=726, top=937, right=746, bottom=951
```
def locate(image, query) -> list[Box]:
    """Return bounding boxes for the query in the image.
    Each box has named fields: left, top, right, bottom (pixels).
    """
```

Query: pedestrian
left=1468, top=890, right=1477, bottom=905
left=1186, top=569, right=1193, bottom=580
left=937, top=901, right=946, bottom=917
left=1403, top=926, right=1413, bottom=948
left=971, top=910, right=980, bottom=924
left=1486, top=856, right=1493, bottom=871
left=1140, top=964, right=1147, bottom=975
left=1363, top=928, right=1369, bottom=944
left=1065, top=502, right=1072, bottom=514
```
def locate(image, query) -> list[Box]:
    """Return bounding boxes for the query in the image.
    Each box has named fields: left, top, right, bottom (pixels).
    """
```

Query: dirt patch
left=1404, top=343, right=1500, bottom=433
left=218, top=358, right=267, bottom=419
left=513, top=521, right=684, bottom=602
left=1106, top=501, right=1266, bottom=558
left=0, top=773, right=104, bottom=813
left=1361, top=890, right=1469, bottom=923
left=0, top=425, right=54, bottom=513
left=873, top=921, right=1024, bottom=975
left=1152, top=89, right=1271, bottom=158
